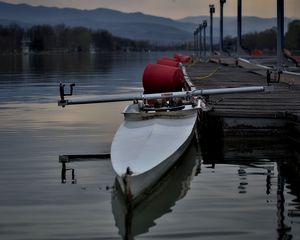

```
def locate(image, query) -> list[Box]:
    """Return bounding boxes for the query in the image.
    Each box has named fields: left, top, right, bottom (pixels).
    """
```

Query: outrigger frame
left=58, top=84, right=271, bottom=107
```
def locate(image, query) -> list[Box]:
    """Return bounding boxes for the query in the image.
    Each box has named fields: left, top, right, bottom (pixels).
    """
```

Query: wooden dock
left=187, top=59, right=300, bottom=139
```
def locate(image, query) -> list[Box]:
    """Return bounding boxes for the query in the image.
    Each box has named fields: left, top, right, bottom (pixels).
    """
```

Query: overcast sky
left=2, top=0, right=299, bottom=19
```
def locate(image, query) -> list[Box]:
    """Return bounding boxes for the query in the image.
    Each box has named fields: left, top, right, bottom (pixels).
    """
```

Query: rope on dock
left=194, top=66, right=220, bottom=80
left=187, top=59, right=199, bottom=69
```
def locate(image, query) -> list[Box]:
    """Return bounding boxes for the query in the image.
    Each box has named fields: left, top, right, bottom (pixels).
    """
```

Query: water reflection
left=237, top=162, right=275, bottom=195
left=0, top=52, right=155, bottom=78
left=201, top=136, right=300, bottom=240
left=61, top=161, right=76, bottom=184
left=280, top=142, right=300, bottom=239
left=2, top=52, right=300, bottom=239
left=0, top=53, right=114, bottom=75
left=111, top=142, right=201, bottom=240
left=0, top=52, right=159, bottom=103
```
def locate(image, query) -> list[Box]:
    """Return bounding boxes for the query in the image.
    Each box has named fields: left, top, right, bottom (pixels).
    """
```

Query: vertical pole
left=277, top=0, right=284, bottom=70
left=237, top=0, right=242, bottom=55
left=203, top=20, right=207, bottom=58
left=194, top=31, right=196, bottom=55
left=220, top=0, right=226, bottom=53
left=196, top=29, right=199, bottom=57
left=196, top=30, right=199, bottom=57
left=197, top=29, right=199, bottom=57
left=209, top=5, right=215, bottom=55
left=195, top=30, right=198, bottom=57
left=199, top=24, right=203, bottom=58
left=61, top=162, right=66, bottom=183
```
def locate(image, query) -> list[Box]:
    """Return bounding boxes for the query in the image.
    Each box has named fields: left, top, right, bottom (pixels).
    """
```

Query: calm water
left=0, top=52, right=299, bottom=240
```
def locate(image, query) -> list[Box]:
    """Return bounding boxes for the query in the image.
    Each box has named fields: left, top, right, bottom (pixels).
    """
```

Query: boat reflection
left=111, top=141, right=201, bottom=240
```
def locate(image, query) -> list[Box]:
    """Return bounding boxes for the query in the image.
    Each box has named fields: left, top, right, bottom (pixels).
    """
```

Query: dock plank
left=187, top=61, right=300, bottom=133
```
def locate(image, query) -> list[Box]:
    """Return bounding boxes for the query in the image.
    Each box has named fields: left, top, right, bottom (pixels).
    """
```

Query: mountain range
left=0, top=1, right=295, bottom=43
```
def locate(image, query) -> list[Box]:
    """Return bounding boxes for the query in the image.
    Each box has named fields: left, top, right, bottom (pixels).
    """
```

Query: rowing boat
left=111, top=98, right=199, bottom=201
left=58, top=57, right=269, bottom=202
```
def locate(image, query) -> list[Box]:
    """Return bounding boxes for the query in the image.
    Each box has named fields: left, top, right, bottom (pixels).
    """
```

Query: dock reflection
left=201, top=135, right=300, bottom=240
left=111, top=142, right=201, bottom=240
left=57, top=135, right=300, bottom=239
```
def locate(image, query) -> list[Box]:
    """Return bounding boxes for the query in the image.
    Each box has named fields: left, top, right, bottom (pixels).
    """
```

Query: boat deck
left=187, top=59, right=300, bottom=137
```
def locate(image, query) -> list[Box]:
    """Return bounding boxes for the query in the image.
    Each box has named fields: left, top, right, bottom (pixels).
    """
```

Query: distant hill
left=0, top=1, right=296, bottom=44
left=0, top=1, right=194, bottom=43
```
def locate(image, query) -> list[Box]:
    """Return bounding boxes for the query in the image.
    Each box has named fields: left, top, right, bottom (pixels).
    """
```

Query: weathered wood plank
left=188, top=60, right=300, bottom=133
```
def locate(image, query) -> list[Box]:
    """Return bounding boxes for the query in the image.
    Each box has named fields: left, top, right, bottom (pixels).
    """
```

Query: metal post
left=277, top=0, right=284, bottom=70
left=203, top=20, right=207, bottom=58
left=220, top=0, right=226, bottom=53
left=209, top=4, right=215, bottom=55
left=194, top=30, right=197, bottom=55
left=237, top=0, right=242, bottom=55
left=197, top=28, right=200, bottom=57
left=195, top=29, right=199, bottom=57
left=199, top=24, right=203, bottom=58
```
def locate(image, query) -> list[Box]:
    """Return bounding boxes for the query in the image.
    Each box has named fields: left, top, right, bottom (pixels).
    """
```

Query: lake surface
left=0, top=52, right=299, bottom=240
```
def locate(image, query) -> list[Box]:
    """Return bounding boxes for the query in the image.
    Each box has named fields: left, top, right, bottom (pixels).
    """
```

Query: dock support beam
left=209, top=4, right=215, bottom=55
left=237, top=0, right=242, bottom=55
left=203, top=20, right=207, bottom=59
left=194, top=30, right=197, bottom=56
left=199, top=24, right=203, bottom=58
left=219, top=0, right=226, bottom=53
left=194, top=28, right=199, bottom=57
left=277, top=0, right=285, bottom=71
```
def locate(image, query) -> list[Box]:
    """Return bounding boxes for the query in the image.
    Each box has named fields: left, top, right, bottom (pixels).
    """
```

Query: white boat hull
left=111, top=103, right=198, bottom=201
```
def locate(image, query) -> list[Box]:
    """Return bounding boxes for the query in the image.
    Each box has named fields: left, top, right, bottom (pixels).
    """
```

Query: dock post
left=237, top=0, right=242, bottom=55
left=195, top=28, right=199, bottom=57
left=219, top=0, right=226, bottom=53
left=209, top=4, right=215, bottom=55
left=194, top=30, right=197, bottom=56
left=203, top=20, right=207, bottom=59
left=199, top=24, right=203, bottom=58
left=277, top=0, right=285, bottom=71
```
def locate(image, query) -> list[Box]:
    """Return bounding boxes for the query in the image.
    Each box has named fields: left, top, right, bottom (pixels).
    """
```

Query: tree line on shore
left=0, top=20, right=299, bottom=54
left=223, top=20, right=300, bottom=55
left=0, top=24, right=161, bottom=54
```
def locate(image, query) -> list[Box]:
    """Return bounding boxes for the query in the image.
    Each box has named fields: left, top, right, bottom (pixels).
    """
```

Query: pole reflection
left=200, top=135, right=299, bottom=240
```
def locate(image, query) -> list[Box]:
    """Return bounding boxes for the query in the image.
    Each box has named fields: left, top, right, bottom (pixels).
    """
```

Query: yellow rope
left=194, top=66, right=220, bottom=80
left=187, top=59, right=199, bottom=69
